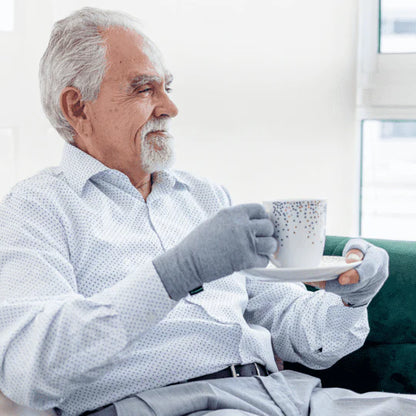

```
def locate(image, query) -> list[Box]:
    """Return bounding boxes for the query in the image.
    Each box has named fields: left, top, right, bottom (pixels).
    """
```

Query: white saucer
left=244, top=256, right=362, bottom=283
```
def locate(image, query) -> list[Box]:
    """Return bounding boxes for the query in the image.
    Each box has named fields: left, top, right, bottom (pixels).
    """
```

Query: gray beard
left=140, top=133, right=175, bottom=174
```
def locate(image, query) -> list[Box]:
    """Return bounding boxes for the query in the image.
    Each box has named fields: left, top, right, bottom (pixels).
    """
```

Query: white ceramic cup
left=263, top=199, right=327, bottom=268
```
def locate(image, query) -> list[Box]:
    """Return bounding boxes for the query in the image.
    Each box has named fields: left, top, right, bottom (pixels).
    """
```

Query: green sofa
left=285, top=236, right=416, bottom=394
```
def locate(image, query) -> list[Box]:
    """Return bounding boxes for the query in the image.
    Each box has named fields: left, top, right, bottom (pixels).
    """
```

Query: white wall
left=0, top=0, right=360, bottom=236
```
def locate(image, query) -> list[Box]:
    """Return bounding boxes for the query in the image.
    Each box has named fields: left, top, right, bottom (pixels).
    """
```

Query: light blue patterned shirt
left=0, top=143, right=369, bottom=416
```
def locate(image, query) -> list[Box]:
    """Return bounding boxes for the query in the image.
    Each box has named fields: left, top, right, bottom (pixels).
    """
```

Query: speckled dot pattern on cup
left=263, top=199, right=327, bottom=268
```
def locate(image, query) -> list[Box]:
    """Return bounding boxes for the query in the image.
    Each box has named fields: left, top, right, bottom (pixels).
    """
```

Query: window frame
left=357, top=0, right=416, bottom=238
left=357, top=0, right=416, bottom=109
left=359, top=118, right=416, bottom=237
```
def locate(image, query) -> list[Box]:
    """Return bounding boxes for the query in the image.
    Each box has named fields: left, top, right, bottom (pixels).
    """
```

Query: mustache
left=141, top=117, right=172, bottom=139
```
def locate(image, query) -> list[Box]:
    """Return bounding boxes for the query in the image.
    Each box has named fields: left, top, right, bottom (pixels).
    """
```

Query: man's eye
left=165, top=87, right=173, bottom=93
left=137, top=88, right=152, bottom=94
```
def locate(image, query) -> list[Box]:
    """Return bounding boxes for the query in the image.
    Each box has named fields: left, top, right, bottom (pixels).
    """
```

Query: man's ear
left=60, top=87, right=92, bottom=137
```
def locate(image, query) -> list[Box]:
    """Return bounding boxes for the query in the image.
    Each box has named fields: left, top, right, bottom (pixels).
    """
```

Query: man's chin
left=140, top=133, right=175, bottom=173
left=141, top=150, right=175, bottom=174
left=145, top=131, right=171, bottom=143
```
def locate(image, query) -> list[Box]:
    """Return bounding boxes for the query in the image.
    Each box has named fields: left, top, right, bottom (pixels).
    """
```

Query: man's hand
left=305, top=249, right=364, bottom=290
left=153, top=203, right=277, bottom=300
left=305, top=239, right=389, bottom=307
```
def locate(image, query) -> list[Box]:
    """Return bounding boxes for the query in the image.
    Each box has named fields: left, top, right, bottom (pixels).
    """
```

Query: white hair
left=39, top=7, right=146, bottom=143
left=140, top=118, right=175, bottom=173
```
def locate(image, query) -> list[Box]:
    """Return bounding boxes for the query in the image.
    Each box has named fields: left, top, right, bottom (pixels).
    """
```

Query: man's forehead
left=101, top=26, right=171, bottom=85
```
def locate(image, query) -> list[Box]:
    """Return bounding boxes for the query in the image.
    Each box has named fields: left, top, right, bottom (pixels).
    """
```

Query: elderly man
left=0, top=7, right=413, bottom=416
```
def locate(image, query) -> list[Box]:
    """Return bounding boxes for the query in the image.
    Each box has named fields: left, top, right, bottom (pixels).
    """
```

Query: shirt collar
left=60, top=143, right=191, bottom=195
left=152, top=170, right=191, bottom=192
left=60, top=143, right=110, bottom=194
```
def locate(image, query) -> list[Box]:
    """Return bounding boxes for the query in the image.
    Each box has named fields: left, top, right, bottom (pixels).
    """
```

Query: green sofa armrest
left=285, top=235, right=416, bottom=393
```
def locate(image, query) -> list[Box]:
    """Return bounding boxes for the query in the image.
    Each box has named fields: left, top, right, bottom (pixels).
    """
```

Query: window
left=358, top=0, right=416, bottom=240
left=361, top=120, right=416, bottom=240
left=380, top=0, right=416, bottom=53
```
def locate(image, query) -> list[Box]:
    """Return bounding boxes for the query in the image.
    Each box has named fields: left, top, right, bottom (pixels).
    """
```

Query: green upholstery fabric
left=285, top=236, right=416, bottom=393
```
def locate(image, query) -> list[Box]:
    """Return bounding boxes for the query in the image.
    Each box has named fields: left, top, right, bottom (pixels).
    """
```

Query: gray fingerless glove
left=153, top=203, right=277, bottom=301
left=325, top=238, right=389, bottom=307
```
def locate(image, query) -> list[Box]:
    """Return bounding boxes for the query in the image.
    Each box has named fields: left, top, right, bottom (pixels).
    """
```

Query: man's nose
left=154, top=91, right=179, bottom=119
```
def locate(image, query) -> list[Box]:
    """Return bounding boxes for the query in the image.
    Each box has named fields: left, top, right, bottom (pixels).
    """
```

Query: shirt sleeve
left=243, top=276, right=370, bottom=370
left=0, top=193, right=175, bottom=411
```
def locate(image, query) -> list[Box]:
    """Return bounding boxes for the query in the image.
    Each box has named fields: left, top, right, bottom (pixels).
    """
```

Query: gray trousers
left=111, top=370, right=416, bottom=416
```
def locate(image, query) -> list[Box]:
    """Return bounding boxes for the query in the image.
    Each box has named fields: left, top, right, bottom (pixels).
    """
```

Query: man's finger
left=255, top=236, right=278, bottom=255
left=251, top=219, right=274, bottom=237
left=345, top=249, right=364, bottom=264
left=243, top=203, right=268, bottom=220
left=338, top=269, right=360, bottom=285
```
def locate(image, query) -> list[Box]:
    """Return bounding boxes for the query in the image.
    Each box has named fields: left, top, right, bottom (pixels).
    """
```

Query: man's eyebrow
left=129, top=73, right=174, bottom=88
left=130, top=75, right=162, bottom=88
